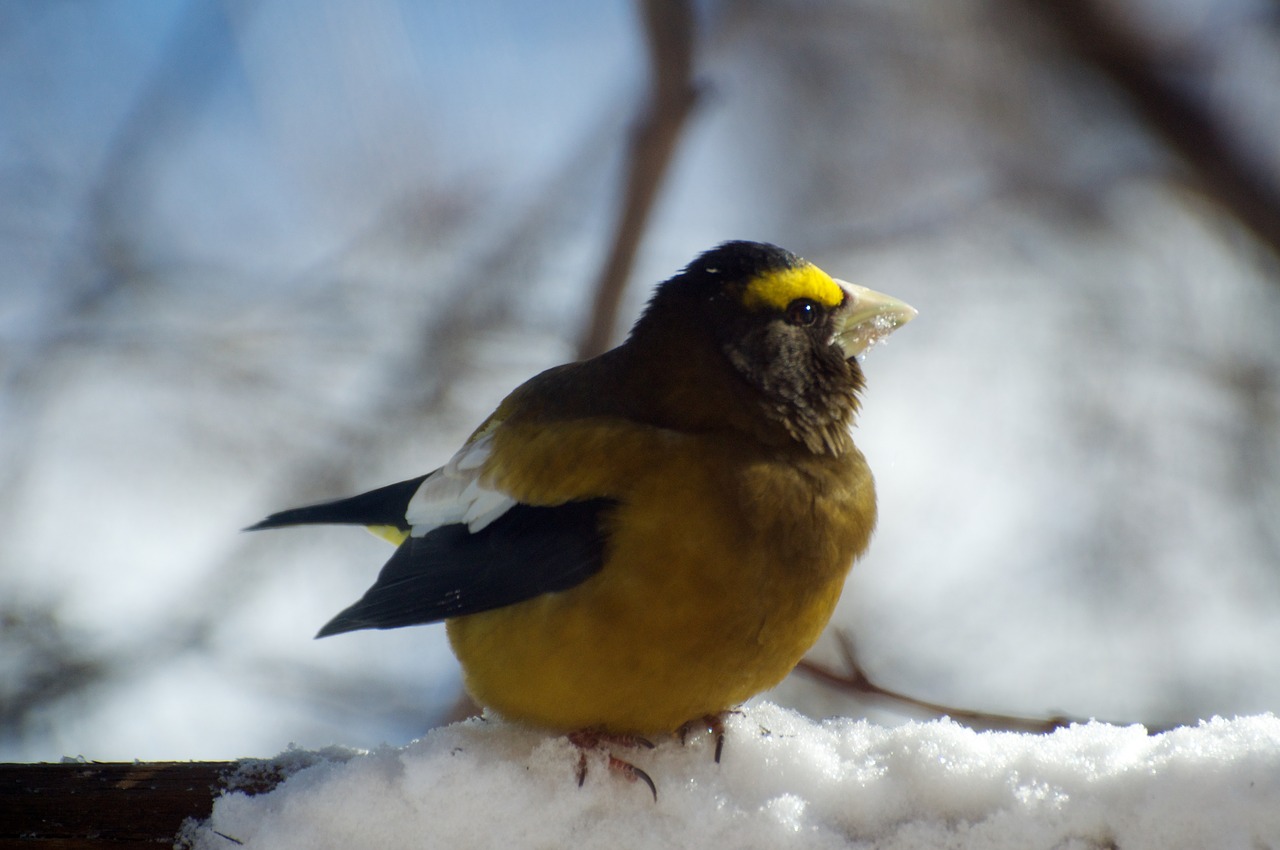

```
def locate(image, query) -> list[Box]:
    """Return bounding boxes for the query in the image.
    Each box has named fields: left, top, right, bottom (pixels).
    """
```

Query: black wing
left=316, top=498, right=616, bottom=637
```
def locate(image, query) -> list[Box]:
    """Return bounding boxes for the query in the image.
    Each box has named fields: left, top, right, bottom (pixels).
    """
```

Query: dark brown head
left=626, top=241, right=916, bottom=454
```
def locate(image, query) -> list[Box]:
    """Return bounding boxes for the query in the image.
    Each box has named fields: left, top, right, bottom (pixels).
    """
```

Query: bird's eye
left=785, top=298, right=820, bottom=327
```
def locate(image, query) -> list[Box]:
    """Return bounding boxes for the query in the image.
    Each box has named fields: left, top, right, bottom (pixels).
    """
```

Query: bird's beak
left=831, top=279, right=917, bottom=357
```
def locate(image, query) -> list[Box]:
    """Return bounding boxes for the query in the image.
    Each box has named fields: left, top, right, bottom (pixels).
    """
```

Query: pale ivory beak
left=832, top=279, right=917, bottom=357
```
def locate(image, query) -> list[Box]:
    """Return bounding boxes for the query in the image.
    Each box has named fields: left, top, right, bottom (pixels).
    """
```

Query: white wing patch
left=404, top=432, right=517, bottom=536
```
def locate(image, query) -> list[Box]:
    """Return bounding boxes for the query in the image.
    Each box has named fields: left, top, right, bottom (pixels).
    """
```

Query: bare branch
left=795, top=630, right=1171, bottom=734
left=576, top=0, right=701, bottom=360
left=1032, top=0, right=1280, bottom=262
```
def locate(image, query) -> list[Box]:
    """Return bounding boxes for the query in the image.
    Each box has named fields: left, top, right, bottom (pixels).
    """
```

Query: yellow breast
left=445, top=432, right=875, bottom=735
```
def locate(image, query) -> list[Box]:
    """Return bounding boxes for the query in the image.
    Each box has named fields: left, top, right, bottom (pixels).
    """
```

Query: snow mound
left=183, top=702, right=1280, bottom=849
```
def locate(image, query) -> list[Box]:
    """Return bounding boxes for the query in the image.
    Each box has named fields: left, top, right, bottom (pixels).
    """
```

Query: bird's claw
left=677, top=711, right=734, bottom=763
left=569, top=730, right=658, bottom=801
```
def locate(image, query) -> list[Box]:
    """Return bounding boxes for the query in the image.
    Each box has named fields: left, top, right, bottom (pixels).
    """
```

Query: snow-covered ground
left=183, top=702, right=1280, bottom=850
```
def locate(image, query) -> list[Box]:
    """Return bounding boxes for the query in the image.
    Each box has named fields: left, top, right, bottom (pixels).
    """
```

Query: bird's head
left=629, top=241, right=916, bottom=454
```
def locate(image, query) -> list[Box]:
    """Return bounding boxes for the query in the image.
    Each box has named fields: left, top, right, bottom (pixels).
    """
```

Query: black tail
left=245, top=474, right=429, bottom=532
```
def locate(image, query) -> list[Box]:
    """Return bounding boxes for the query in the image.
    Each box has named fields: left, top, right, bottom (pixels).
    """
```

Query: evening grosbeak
left=251, top=241, right=915, bottom=744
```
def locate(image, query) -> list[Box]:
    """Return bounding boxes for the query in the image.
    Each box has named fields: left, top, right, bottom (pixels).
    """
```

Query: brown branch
left=1, top=753, right=350, bottom=848
left=576, top=0, right=700, bottom=360
left=1032, top=0, right=1280, bottom=261
left=3, top=761, right=243, bottom=848
left=796, top=630, right=1167, bottom=734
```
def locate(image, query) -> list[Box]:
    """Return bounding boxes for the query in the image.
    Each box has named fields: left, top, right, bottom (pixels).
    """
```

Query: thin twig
left=796, top=630, right=1166, bottom=734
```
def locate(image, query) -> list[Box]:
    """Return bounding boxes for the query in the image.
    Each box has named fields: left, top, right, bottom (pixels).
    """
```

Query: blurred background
left=3, top=0, right=1279, bottom=762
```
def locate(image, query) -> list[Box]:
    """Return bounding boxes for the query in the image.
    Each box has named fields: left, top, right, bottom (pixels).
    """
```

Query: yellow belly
left=446, top=441, right=875, bottom=735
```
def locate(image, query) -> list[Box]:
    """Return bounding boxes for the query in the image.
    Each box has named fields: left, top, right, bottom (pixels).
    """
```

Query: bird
left=249, top=241, right=915, bottom=779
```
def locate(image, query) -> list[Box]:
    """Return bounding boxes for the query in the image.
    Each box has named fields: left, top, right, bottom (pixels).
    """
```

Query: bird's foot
left=567, top=730, right=657, bottom=800
left=677, top=710, right=737, bottom=763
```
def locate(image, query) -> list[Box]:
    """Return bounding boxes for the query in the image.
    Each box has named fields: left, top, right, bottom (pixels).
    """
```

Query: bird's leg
left=677, top=711, right=735, bottom=763
left=567, top=729, right=657, bottom=800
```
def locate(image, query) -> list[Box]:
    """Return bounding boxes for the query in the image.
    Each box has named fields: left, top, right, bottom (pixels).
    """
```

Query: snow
left=182, top=702, right=1280, bottom=850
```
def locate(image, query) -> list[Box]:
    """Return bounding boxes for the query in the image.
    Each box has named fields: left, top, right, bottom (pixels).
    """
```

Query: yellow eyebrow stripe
left=741, top=264, right=844, bottom=312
